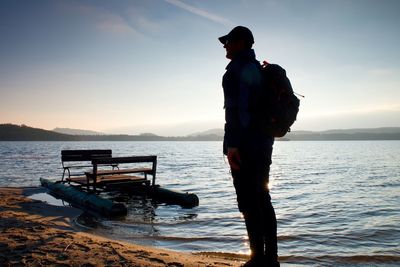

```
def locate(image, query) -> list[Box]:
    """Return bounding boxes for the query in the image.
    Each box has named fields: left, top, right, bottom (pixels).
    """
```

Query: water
left=0, top=141, right=399, bottom=266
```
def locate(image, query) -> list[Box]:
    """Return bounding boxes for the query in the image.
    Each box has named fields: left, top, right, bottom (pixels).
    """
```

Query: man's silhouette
left=219, top=26, right=279, bottom=267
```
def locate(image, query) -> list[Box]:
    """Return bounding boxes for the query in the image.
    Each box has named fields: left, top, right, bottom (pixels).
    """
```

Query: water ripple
left=1, top=140, right=399, bottom=265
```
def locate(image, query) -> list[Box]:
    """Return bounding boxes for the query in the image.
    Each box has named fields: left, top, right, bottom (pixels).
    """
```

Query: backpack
left=252, top=61, right=300, bottom=137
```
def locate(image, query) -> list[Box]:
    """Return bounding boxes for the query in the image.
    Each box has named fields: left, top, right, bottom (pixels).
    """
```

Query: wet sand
left=0, top=187, right=245, bottom=266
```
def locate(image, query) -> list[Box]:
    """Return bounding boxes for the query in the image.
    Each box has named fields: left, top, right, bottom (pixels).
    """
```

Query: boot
left=242, top=255, right=265, bottom=267
left=261, top=193, right=279, bottom=267
left=243, top=212, right=264, bottom=264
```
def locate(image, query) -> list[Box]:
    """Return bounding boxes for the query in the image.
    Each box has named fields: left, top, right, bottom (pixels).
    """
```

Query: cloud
left=300, top=103, right=400, bottom=119
left=125, top=7, right=163, bottom=34
left=294, top=107, right=400, bottom=131
left=368, top=67, right=400, bottom=77
left=164, top=0, right=235, bottom=26
left=60, top=2, right=141, bottom=36
left=96, top=14, right=137, bottom=35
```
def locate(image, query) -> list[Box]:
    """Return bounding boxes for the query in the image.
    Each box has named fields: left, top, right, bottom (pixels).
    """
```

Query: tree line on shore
left=1, top=123, right=400, bottom=141
left=0, top=124, right=221, bottom=141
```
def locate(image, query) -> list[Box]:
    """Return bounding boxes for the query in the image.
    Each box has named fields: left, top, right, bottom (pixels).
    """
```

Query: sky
left=1, top=0, right=399, bottom=135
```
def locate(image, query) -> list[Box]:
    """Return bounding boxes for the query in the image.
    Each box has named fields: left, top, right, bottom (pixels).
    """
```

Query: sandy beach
left=0, top=187, right=245, bottom=267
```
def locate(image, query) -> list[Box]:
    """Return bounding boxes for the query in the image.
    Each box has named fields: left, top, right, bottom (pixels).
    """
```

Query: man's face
left=223, top=39, right=245, bottom=60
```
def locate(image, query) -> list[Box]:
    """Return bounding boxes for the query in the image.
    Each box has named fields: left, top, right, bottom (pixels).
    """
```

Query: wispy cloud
left=164, top=0, right=235, bottom=26
left=126, top=7, right=164, bottom=34
left=60, top=2, right=142, bottom=37
left=96, top=14, right=137, bottom=35
left=368, top=67, right=400, bottom=77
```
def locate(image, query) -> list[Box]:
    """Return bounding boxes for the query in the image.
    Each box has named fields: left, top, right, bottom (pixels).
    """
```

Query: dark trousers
left=231, top=141, right=278, bottom=264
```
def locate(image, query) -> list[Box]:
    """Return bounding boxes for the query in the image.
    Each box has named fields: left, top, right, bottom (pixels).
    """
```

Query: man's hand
left=227, top=147, right=241, bottom=171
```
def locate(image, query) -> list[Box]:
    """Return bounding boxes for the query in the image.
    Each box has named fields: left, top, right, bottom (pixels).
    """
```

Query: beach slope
left=0, top=187, right=242, bottom=266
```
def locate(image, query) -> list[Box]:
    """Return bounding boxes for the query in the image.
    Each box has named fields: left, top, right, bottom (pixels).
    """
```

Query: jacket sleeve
left=225, top=64, right=260, bottom=148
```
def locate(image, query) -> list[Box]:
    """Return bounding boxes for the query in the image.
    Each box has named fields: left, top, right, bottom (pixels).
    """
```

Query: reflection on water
left=1, top=141, right=400, bottom=265
left=97, top=191, right=204, bottom=250
left=29, top=192, right=64, bottom=206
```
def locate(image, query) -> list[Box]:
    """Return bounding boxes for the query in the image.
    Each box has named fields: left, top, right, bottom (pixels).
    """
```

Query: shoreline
left=0, top=187, right=244, bottom=266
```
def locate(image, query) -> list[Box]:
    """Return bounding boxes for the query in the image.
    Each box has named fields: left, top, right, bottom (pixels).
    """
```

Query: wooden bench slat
left=86, top=168, right=153, bottom=176
left=97, top=174, right=146, bottom=182
left=66, top=176, right=91, bottom=184
left=62, top=149, right=112, bottom=156
left=62, top=155, right=111, bottom=162
left=66, top=175, right=146, bottom=185
left=64, top=165, right=93, bottom=169
left=92, top=156, right=157, bottom=165
left=62, top=150, right=112, bottom=162
left=64, top=164, right=117, bottom=168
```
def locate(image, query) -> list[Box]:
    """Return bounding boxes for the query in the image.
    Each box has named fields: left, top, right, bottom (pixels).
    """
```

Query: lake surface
left=0, top=141, right=399, bottom=266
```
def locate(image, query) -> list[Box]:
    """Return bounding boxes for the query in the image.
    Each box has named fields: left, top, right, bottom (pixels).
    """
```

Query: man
left=219, top=26, right=279, bottom=267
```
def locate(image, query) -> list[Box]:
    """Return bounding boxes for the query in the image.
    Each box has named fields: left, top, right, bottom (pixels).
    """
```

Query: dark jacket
left=222, top=49, right=272, bottom=154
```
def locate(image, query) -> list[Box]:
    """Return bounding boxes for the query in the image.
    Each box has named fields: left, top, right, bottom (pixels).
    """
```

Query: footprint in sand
left=213, top=262, right=232, bottom=266
left=136, top=250, right=151, bottom=257
left=72, top=243, right=91, bottom=252
left=56, top=253, right=69, bottom=261
left=8, top=234, right=28, bottom=242
left=167, top=262, right=184, bottom=267
left=14, top=244, right=27, bottom=251
left=32, top=251, right=47, bottom=256
left=148, top=257, right=165, bottom=264
left=0, top=243, right=9, bottom=251
left=32, top=225, right=46, bottom=231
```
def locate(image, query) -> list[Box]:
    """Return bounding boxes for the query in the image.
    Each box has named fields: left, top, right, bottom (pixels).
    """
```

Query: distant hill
left=53, top=127, right=104, bottom=135
left=316, top=127, right=400, bottom=134
left=189, top=127, right=400, bottom=141
left=1, top=124, right=400, bottom=141
left=286, top=127, right=400, bottom=140
left=0, top=124, right=77, bottom=141
left=0, top=124, right=221, bottom=141
left=189, top=128, right=224, bottom=137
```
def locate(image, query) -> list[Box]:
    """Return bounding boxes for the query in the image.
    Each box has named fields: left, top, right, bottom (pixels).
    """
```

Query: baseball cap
left=218, top=26, right=254, bottom=45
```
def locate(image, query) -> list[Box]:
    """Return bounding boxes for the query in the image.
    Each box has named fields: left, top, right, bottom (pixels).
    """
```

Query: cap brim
left=218, top=35, right=228, bottom=44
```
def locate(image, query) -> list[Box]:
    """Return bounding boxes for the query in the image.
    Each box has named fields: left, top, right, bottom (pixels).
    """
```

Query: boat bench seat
left=62, top=152, right=157, bottom=191
left=85, top=167, right=153, bottom=176
left=61, top=149, right=117, bottom=182
left=88, top=156, right=157, bottom=190
left=67, top=174, right=150, bottom=186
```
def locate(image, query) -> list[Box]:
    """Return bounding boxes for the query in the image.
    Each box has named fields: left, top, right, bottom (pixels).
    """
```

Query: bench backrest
left=61, top=149, right=112, bottom=162
left=91, top=156, right=157, bottom=165
left=92, top=156, right=157, bottom=184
